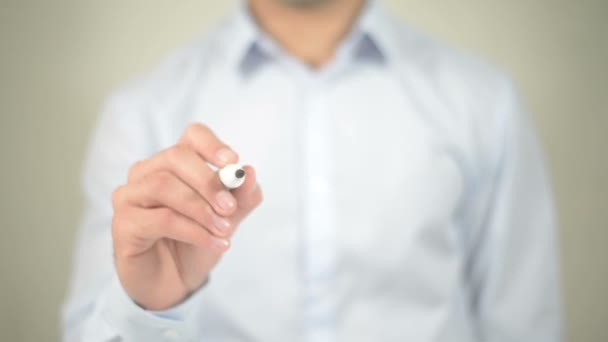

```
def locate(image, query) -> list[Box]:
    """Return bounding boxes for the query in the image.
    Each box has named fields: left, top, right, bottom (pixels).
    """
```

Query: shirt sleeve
left=467, top=77, right=562, bottom=341
left=61, top=93, right=207, bottom=342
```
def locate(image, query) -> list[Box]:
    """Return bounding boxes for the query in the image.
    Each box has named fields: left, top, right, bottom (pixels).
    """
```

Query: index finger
left=178, top=123, right=238, bottom=168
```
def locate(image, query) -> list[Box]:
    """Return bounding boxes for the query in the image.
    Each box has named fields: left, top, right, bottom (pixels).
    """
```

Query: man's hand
left=111, top=123, right=263, bottom=310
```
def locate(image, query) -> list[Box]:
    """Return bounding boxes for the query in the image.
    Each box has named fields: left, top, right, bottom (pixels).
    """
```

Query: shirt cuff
left=99, top=277, right=205, bottom=341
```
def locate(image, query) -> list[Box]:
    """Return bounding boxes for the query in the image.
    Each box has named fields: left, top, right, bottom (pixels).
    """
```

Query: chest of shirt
left=182, top=67, right=466, bottom=275
left=151, top=65, right=472, bottom=338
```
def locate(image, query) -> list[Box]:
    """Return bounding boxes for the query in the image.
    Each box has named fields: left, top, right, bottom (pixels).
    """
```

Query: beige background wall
left=0, top=0, right=606, bottom=341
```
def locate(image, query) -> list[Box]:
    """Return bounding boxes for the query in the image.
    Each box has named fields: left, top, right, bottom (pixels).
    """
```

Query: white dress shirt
left=62, top=1, right=562, bottom=341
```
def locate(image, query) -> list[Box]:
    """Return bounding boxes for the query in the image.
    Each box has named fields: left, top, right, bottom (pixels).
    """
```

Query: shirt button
left=162, top=329, right=180, bottom=340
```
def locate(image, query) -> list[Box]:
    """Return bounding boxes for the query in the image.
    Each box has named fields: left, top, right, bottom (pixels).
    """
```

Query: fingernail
left=216, top=147, right=236, bottom=164
left=216, top=190, right=236, bottom=211
left=210, top=236, right=230, bottom=250
left=212, top=214, right=231, bottom=232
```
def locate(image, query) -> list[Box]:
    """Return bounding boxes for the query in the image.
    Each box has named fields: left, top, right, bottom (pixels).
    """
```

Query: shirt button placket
left=301, top=77, right=337, bottom=342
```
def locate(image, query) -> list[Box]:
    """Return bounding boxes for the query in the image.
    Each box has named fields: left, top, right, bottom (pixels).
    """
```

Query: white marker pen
left=219, top=164, right=246, bottom=189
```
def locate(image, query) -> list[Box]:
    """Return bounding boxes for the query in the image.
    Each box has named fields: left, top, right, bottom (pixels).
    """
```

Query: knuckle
left=110, top=210, right=122, bottom=231
left=185, top=123, right=208, bottom=141
left=149, top=171, right=173, bottom=193
left=111, top=185, right=127, bottom=207
left=130, top=221, right=148, bottom=240
left=111, top=212, right=130, bottom=239
left=164, top=145, right=186, bottom=165
left=112, top=210, right=139, bottom=243
left=127, top=160, right=144, bottom=182
left=155, top=208, right=175, bottom=227
left=185, top=123, right=219, bottom=152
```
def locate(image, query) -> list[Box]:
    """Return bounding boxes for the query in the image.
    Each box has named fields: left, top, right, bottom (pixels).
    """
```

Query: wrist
left=135, top=276, right=210, bottom=311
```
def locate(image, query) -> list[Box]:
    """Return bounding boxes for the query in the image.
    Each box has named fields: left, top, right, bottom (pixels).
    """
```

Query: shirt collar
left=226, top=0, right=394, bottom=76
left=355, top=0, right=397, bottom=63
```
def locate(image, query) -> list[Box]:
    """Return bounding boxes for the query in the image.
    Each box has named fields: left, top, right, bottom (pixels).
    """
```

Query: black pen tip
left=235, top=169, right=245, bottom=179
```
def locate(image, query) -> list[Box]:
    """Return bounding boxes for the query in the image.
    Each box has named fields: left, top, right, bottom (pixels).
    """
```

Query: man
left=62, top=0, right=562, bottom=341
